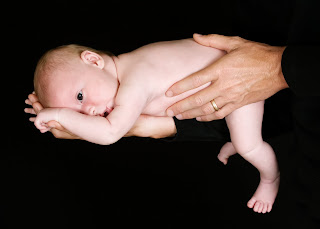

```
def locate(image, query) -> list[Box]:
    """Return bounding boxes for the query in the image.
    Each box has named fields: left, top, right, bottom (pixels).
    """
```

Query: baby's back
left=119, top=39, right=225, bottom=116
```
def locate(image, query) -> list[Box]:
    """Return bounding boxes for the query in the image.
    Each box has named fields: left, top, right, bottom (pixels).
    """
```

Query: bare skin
left=166, top=34, right=288, bottom=121
left=26, top=37, right=280, bottom=213
left=25, top=92, right=176, bottom=140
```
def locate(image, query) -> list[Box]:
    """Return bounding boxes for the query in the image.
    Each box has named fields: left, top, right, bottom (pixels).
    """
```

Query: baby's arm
left=35, top=105, right=143, bottom=145
left=35, top=92, right=148, bottom=145
left=63, top=105, right=144, bottom=145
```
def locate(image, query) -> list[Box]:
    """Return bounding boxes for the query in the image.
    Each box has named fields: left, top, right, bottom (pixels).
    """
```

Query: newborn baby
left=33, top=38, right=280, bottom=213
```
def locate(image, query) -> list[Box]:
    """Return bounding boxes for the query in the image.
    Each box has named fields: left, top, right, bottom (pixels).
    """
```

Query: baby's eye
left=77, top=90, right=84, bottom=102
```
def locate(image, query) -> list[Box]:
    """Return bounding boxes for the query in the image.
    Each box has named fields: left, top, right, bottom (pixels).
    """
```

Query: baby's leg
left=225, top=101, right=280, bottom=213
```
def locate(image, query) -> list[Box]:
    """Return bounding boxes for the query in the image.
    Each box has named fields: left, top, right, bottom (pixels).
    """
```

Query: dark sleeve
left=166, top=117, right=230, bottom=142
left=281, top=0, right=320, bottom=96
left=281, top=45, right=320, bottom=96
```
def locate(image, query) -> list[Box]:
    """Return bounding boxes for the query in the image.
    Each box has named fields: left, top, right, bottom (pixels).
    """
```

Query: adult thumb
left=47, top=120, right=64, bottom=130
left=193, top=33, right=244, bottom=53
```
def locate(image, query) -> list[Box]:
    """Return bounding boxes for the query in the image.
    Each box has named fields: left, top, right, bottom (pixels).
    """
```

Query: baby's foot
left=217, top=142, right=237, bottom=165
left=247, top=175, right=280, bottom=213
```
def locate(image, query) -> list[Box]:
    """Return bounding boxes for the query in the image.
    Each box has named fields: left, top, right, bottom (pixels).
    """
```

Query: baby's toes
left=258, top=202, right=264, bottom=213
left=217, top=154, right=228, bottom=165
left=261, top=203, right=268, bottom=214
left=253, top=201, right=260, bottom=212
left=247, top=198, right=256, bottom=208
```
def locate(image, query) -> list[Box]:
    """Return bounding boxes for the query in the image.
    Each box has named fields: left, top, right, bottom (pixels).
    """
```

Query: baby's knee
left=233, top=140, right=263, bottom=156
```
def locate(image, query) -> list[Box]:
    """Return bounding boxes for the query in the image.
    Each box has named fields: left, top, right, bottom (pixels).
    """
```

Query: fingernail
left=166, top=90, right=173, bottom=97
left=176, top=114, right=182, bottom=120
left=167, top=109, right=174, bottom=117
left=196, top=117, right=202, bottom=121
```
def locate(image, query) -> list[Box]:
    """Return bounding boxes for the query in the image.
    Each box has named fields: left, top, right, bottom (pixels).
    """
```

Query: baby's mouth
left=101, top=107, right=113, bottom=117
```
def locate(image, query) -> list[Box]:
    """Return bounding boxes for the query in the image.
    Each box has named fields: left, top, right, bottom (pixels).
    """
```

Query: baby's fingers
left=35, top=122, right=51, bottom=133
left=29, top=117, right=36, bottom=122
left=40, top=128, right=50, bottom=133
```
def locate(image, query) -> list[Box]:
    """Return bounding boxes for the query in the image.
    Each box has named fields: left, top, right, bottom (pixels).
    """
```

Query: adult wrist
left=150, top=117, right=177, bottom=139
left=277, top=46, right=289, bottom=90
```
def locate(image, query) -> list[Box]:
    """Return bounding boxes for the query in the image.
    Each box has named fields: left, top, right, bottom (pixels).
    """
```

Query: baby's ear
left=80, top=51, right=105, bottom=69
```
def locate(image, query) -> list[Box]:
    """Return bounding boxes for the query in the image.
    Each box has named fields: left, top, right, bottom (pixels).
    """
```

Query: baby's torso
left=118, top=39, right=225, bottom=116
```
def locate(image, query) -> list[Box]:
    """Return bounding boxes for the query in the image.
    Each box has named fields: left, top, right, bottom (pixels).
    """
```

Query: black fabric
left=7, top=1, right=320, bottom=227
left=282, top=46, right=320, bottom=96
left=283, top=1, right=320, bottom=227
left=172, top=117, right=230, bottom=142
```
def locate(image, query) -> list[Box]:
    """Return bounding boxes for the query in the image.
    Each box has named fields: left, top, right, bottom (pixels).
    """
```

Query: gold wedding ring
left=211, top=99, right=219, bottom=111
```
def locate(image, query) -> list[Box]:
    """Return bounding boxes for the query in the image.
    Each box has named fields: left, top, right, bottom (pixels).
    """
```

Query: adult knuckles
left=172, top=102, right=185, bottom=114
left=193, top=94, right=205, bottom=107
left=192, top=74, right=203, bottom=88
left=201, top=103, right=214, bottom=115
left=229, top=36, right=248, bottom=50
left=231, top=36, right=247, bottom=44
left=226, top=92, right=239, bottom=102
left=231, top=36, right=244, bottom=41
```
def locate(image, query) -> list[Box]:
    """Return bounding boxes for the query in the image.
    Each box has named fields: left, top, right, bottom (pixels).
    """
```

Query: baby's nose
left=88, top=106, right=97, bottom=116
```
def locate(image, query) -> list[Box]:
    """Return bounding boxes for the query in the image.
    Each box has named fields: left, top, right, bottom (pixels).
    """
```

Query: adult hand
left=25, top=92, right=81, bottom=139
left=166, top=34, right=288, bottom=121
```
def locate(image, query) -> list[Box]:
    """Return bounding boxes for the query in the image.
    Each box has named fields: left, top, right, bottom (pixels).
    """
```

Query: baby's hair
left=34, top=44, right=113, bottom=107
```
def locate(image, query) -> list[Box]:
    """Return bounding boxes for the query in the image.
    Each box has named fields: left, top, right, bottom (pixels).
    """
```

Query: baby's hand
left=34, top=108, right=61, bottom=133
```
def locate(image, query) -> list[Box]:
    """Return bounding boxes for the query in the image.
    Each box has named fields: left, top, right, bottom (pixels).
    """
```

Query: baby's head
left=34, top=44, right=118, bottom=116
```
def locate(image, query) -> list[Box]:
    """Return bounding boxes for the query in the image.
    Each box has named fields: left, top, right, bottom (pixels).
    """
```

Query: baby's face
left=47, top=65, right=118, bottom=117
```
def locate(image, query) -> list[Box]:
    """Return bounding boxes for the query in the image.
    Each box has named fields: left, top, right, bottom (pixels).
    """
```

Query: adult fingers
left=25, top=92, right=36, bottom=105
left=25, top=99, right=32, bottom=106
left=24, top=108, right=36, bottom=115
left=47, top=121, right=68, bottom=138
left=32, top=102, right=44, bottom=114
left=28, top=93, right=39, bottom=103
left=48, top=121, right=80, bottom=139
left=196, top=103, right=239, bottom=121
left=193, top=33, right=246, bottom=53
left=175, top=96, right=224, bottom=120
left=167, top=83, right=220, bottom=117
left=50, top=128, right=69, bottom=139
left=166, top=63, right=218, bottom=97
left=47, top=120, right=64, bottom=131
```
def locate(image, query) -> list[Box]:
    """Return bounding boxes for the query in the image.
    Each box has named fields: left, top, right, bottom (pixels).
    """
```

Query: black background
left=5, top=1, right=295, bottom=228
